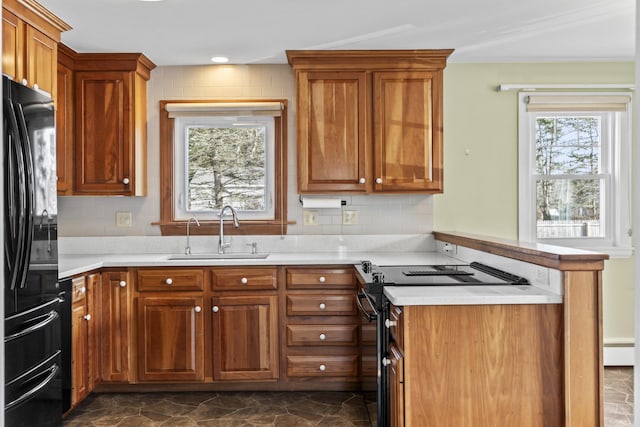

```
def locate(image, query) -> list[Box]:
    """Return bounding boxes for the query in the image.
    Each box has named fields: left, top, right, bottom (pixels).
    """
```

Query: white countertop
left=384, top=284, right=562, bottom=306
left=59, top=251, right=455, bottom=278
left=60, top=250, right=562, bottom=306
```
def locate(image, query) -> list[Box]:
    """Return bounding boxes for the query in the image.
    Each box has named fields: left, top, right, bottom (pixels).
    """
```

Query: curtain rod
left=497, top=83, right=635, bottom=92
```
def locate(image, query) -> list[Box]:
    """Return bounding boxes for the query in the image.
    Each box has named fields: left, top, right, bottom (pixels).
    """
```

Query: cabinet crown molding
left=286, top=49, right=454, bottom=70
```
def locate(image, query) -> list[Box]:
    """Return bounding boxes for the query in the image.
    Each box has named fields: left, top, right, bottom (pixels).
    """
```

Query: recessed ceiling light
left=211, top=56, right=230, bottom=63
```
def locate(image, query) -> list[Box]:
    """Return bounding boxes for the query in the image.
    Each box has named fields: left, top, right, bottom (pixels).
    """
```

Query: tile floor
left=64, top=367, right=633, bottom=427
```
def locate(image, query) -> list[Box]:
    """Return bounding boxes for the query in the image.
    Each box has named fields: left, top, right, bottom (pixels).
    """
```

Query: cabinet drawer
left=212, top=268, right=277, bottom=291
left=287, top=295, right=356, bottom=316
left=286, top=268, right=354, bottom=290
left=287, top=324, right=358, bottom=346
left=389, top=304, right=403, bottom=349
left=287, top=355, right=358, bottom=377
left=71, top=276, right=87, bottom=303
left=137, top=269, right=204, bottom=292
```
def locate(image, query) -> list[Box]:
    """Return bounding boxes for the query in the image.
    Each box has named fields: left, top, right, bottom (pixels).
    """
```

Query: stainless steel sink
left=167, top=253, right=270, bottom=260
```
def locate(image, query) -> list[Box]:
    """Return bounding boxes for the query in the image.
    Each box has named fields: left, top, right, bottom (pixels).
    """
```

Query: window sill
left=155, top=220, right=292, bottom=236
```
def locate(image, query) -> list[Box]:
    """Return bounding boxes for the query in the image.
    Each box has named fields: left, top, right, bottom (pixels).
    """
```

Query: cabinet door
left=389, top=342, right=405, bottom=427
left=211, top=295, right=278, bottom=380
left=373, top=70, right=443, bottom=192
left=74, top=71, right=133, bottom=195
left=56, top=60, right=73, bottom=195
left=25, top=25, right=57, bottom=96
left=86, top=273, right=101, bottom=389
left=100, top=271, right=130, bottom=382
left=297, top=71, right=368, bottom=192
left=136, top=296, right=204, bottom=382
left=2, top=10, right=24, bottom=83
left=71, top=299, right=89, bottom=406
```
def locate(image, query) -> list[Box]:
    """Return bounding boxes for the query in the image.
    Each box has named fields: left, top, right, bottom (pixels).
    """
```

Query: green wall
left=435, top=62, right=635, bottom=343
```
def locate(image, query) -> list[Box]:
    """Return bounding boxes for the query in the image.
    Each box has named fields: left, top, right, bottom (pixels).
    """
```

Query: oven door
left=357, top=287, right=388, bottom=427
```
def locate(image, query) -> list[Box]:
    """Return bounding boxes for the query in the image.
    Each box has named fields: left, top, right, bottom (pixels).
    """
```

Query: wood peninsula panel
left=403, top=303, right=563, bottom=426
left=433, top=231, right=608, bottom=427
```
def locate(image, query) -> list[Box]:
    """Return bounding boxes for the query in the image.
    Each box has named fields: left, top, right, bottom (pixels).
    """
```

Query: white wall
left=57, top=64, right=434, bottom=237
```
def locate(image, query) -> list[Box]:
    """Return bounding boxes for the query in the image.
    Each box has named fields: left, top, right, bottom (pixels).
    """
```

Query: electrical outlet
left=116, top=211, right=133, bottom=227
left=342, top=210, right=358, bottom=225
left=442, top=242, right=457, bottom=255
left=303, top=210, right=319, bottom=226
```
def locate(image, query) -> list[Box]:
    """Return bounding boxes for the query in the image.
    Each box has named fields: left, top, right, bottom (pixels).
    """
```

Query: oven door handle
left=356, top=289, right=378, bottom=321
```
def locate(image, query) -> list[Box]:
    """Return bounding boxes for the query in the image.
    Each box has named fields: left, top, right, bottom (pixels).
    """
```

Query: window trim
left=158, top=99, right=288, bottom=236
left=518, top=92, right=632, bottom=257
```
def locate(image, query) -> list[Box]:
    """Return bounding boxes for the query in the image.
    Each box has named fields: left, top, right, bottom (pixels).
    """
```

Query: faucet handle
left=246, top=242, right=258, bottom=254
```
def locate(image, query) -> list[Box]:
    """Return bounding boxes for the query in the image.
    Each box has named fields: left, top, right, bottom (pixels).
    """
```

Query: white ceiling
left=37, top=0, right=635, bottom=66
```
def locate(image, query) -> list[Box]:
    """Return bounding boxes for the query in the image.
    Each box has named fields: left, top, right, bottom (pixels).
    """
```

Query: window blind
left=525, top=94, right=631, bottom=112
left=165, top=101, right=283, bottom=118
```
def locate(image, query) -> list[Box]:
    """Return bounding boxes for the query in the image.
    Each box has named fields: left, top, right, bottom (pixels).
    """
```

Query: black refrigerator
left=3, top=75, right=64, bottom=426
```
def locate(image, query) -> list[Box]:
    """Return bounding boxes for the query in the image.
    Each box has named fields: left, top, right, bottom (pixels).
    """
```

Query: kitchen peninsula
left=59, top=232, right=607, bottom=427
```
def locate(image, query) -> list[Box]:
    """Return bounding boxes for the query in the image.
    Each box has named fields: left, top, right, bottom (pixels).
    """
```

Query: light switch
left=303, top=210, right=319, bottom=226
left=116, top=211, right=133, bottom=227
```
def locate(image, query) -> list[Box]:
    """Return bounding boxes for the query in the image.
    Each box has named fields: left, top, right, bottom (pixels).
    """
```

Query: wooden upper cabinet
left=73, top=54, right=155, bottom=196
left=296, top=71, right=368, bottom=192
left=56, top=45, right=74, bottom=195
left=287, top=50, right=452, bottom=194
left=2, top=0, right=70, bottom=95
left=373, top=70, right=443, bottom=192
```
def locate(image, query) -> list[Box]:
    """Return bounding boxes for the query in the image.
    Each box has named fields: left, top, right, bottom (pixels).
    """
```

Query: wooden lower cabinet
left=136, top=296, right=204, bottom=382
left=388, top=342, right=404, bottom=427
left=100, top=270, right=131, bottom=382
left=392, top=303, right=564, bottom=426
left=211, top=295, right=278, bottom=381
left=70, top=273, right=99, bottom=408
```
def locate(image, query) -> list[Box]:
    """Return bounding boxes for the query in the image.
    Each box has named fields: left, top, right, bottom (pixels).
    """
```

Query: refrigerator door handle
left=5, top=310, right=59, bottom=342
left=3, top=98, right=27, bottom=291
left=5, top=363, right=60, bottom=411
left=13, top=102, right=35, bottom=290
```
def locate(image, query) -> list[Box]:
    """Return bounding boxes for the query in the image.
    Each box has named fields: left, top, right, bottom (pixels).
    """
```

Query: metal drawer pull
left=319, top=364, right=326, bottom=372
left=318, top=276, right=326, bottom=283
left=119, top=281, right=126, bottom=288
left=359, top=178, right=366, bottom=184
left=319, top=303, right=326, bottom=310
left=123, top=177, right=130, bottom=185
left=319, top=333, right=326, bottom=340
left=80, top=287, right=86, bottom=294
left=84, top=314, right=91, bottom=321
left=212, top=306, right=219, bottom=313
left=194, top=306, right=202, bottom=313
left=376, top=178, right=383, bottom=184
left=241, top=277, right=248, bottom=284
left=385, top=319, right=397, bottom=328
left=382, top=357, right=391, bottom=367
left=165, top=278, right=173, bottom=285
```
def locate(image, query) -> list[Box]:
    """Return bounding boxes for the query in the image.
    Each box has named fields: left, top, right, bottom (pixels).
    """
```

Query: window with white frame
left=518, top=93, right=632, bottom=256
left=166, top=102, right=283, bottom=221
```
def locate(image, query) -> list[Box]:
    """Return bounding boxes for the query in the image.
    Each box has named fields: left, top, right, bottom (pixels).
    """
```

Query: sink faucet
left=218, top=205, right=240, bottom=254
left=185, top=216, right=200, bottom=255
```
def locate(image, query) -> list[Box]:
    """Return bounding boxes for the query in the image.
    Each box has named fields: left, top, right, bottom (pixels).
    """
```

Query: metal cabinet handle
left=80, top=286, right=86, bottom=294
left=212, top=306, right=219, bottom=313
left=119, top=281, right=126, bottom=288
left=194, top=306, right=202, bottom=313
left=123, top=177, right=130, bottom=185
left=165, top=278, right=173, bottom=285
left=84, top=314, right=91, bottom=321
left=318, top=276, right=326, bottom=283
left=319, top=333, right=326, bottom=340
left=319, top=303, right=326, bottom=310
left=359, top=178, right=366, bottom=184
left=376, top=178, right=383, bottom=184
left=241, top=277, right=248, bottom=285
left=382, top=357, right=391, bottom=367
left=319, top=364, right=326, bottom=372
left=385, top=319, right=397, bottom=328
